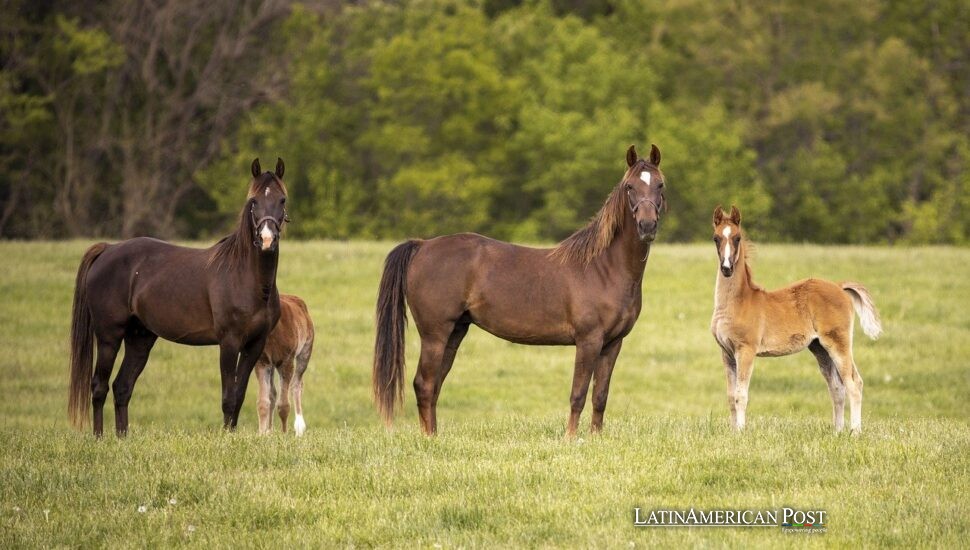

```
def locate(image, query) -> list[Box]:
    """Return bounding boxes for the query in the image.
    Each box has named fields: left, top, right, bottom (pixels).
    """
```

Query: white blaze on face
left=260, top=221, right=274, bottom=250
left=722, top=226, right=732, bottom=269
left=264, top=186, right=270, bottom=196
left=640, top=171, right=651, bottom=186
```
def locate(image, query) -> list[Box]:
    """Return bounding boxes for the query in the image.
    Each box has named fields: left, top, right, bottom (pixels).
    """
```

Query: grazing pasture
left=0, top=241, right=967, bottom=547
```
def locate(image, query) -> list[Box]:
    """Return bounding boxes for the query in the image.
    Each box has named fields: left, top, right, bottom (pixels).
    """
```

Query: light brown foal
left=255, top=294, right=314, bottom=435
left=710, top=206, right=882, bottom=434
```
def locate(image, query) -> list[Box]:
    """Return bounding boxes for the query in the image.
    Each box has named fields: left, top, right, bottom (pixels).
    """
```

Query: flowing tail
left=372, top=240, right=421, bottom=425
left=842, top=282, right=883, bottom=340
left=68, top=242, right=108, bottom=429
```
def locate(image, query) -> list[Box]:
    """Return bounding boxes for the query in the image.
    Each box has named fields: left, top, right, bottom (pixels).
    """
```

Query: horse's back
left=770, top=278, right=853, bottom=314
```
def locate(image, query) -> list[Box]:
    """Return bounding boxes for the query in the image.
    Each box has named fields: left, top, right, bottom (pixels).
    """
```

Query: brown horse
left=254, top=294, right=314, bottom=436
left=68, top=158, right=289, bottom=437
left=710, top=205, right=882, bottom=434
left=373, top=144, right=667, bottom=436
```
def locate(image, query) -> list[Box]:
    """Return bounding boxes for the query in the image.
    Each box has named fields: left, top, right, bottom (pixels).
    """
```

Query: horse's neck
left=253, top=250, right=279, bottom=300
left=599, top=216, right=650, bottom=284
left=714, top=254, right=754, bottom=310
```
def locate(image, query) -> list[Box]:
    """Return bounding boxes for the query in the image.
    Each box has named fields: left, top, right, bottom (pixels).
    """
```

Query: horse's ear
left=251, top=158, right=261, bottom=179
left=713, top=205, right=725, bottom=226
left=730, top=205, right=742, bottom=225
left=649, top=144, right=661, bottom=166
left=275, top=157, right=285, bottom=179
left=626, top=145, right=638, bottom=167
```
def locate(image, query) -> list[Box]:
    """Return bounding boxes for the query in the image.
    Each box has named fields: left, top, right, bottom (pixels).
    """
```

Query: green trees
left=2, top=0, right=967, bottom=243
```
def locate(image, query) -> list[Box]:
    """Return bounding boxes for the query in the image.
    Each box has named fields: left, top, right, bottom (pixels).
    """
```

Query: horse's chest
left=711, top=312, right=737, bottom=349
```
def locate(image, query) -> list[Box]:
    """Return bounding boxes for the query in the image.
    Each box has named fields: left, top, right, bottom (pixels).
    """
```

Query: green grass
left=0, top=241, right=967, bottom=547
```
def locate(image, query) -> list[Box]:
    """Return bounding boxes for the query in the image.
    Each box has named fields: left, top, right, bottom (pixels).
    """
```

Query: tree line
left=2, top=0, right=967, bottom=243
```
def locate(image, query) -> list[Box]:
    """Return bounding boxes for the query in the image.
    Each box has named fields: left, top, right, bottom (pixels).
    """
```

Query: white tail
left=842, top=282, right=883, bottom=340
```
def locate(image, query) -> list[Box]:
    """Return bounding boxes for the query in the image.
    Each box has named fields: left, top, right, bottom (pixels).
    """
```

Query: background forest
left=1, top=0, right=967, bottom=243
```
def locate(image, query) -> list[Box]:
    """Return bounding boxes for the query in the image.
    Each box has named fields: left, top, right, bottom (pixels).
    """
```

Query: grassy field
left=0, top=240, right=967, bottom=547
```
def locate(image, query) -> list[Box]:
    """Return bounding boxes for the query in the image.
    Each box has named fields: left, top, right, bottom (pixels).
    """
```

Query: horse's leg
left=432, top=322, right=469, bottom=406
left=590, top=338, right=623, bottom=433
left=277, top=361, right=292, bottom=433
left=809, top=339, right=845, bottom=432
left=566, top=337, right=603, bottom=438
left=228, top=336, right=268, bottom=429
left=819, top=331, right=862, bottom=434
left=414, top=329, right=450, bottom=436
left=255, top=361, right=273, bottom=434
left=91, top=334, right=122, bottom=438
left=733, top=346, right=755, bottom=430
left=111, top=329, right=157, bottom=437
left=219, top=342, right=241, bottom=429
left=291, top=343, right=311, bottom=436
left=721, top=348, right=738, bottom=428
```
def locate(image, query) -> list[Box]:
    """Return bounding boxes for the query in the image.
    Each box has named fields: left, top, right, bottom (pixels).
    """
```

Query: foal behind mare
left=710, top=205, right=882, bottom=434
left=254, top=294, right=314, bottom=436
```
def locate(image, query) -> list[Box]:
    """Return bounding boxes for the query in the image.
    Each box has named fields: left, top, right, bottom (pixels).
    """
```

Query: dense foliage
left=2, top=0, right=967, bottom=243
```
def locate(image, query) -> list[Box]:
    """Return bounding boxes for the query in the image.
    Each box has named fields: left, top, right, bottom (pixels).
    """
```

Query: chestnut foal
left=254, top=294, right=314, bottom=436
left=710, top=206, right=882, bottom=434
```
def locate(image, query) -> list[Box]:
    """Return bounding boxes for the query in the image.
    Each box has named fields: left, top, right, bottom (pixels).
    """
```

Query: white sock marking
left=639, top=171, right=651, bottom=185
left=294, top=413, right=306, bottom=436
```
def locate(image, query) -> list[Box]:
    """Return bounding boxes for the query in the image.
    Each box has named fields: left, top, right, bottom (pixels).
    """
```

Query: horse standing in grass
left=254, top=294, right=314, bottom=436
left=710, top=205, right=882, bottom=434
left=373, top=145, right=667, bottom=436
left=68, top=158, right=289, bottom=437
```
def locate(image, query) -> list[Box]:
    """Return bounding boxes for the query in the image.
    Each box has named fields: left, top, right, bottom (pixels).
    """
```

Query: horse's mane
left=739, top=235, right=763, bottom=291
left=549, top=160, right=649, bottom=265
left=207, top=172, right=287, bottom=271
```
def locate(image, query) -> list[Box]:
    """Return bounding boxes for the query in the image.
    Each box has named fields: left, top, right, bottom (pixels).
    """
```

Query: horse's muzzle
left=257, top=221, right=279, bottom=251
left=637, top=219, right=658, bottom=241
left=720, top=265, right=734, bottom=278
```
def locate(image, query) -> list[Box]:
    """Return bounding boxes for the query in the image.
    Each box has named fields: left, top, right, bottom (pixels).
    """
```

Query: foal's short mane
left=737, top=235, right=763, bottom=291
left=207, top=173, right=287, bottom=271
left=549, top=160, right=650, bottom=265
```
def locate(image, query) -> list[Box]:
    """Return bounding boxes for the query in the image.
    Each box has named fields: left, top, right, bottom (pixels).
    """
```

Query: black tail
left=68, top=242, right=108, bottom=430
left=372, top=240, right=421, bottom=425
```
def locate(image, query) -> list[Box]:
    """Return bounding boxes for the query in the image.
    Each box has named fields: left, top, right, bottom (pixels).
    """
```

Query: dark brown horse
left=68, top=158, right=289, bottom=436
left=373, top=145, right=667, bottom=436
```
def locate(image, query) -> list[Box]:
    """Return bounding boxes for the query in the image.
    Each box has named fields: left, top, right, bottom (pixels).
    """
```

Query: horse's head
left=712, top=205, right=743, bottom=277
left=248, top=157, right=289, bottom=252
left=623, top=144, right=665, bottom=242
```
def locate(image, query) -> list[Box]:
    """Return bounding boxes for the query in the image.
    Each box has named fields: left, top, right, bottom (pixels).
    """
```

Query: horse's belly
left=756, top=332, right=812, bottom=357
left=470, top=308, right=574, bottom=346
left=132, top=292, right=218, bottom=345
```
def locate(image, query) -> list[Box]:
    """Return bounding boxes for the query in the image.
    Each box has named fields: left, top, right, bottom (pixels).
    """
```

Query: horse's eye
left=280, top=197, right=286, bottom=205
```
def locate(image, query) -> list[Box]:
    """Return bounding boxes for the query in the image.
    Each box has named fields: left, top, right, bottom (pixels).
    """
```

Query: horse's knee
left=413, top=375, right=435, bottom=405
left=111, top=380, right=133, bottom=406
left=734, top=391, right=748, bottom=409
left=91, top=379, right=109, bottom=405
left=570, top=392, right=588, bottom=414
